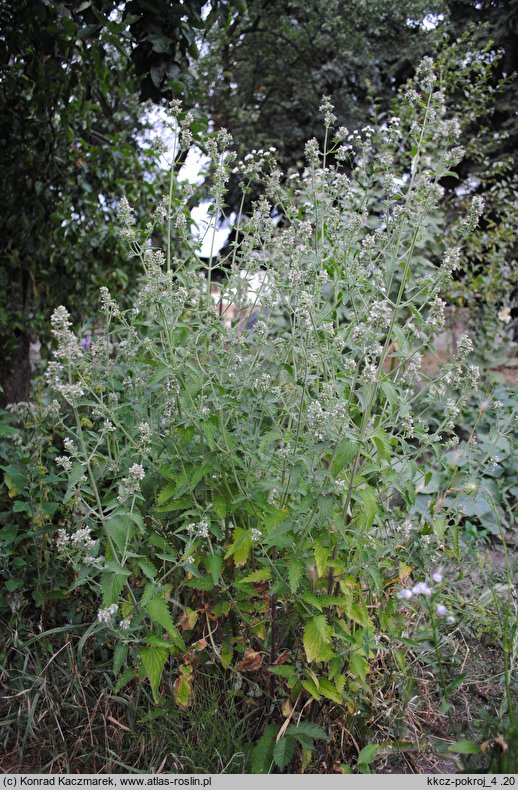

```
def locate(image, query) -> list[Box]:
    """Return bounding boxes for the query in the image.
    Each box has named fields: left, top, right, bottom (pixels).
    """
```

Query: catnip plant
left=48, top=58, right=492, bottom=714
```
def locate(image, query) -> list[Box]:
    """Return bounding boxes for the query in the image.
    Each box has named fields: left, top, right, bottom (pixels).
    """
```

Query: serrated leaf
left=213, top=495, right=227, bottom=519
left=106, top=514, right=133, bottom=552
left=315, top=677, right=343, bottom=704
left=236, top=568, right=271, bottom=585
left=268, top=664, right=296, bottom=678
left=358, top=485, right=378, bottom=529
left=331, top=439, right=357, bottom=477
left=155, top=496, right=192, bottom=513
left=301, top=678, right=321, bottom=700
left=288, top=558, right=304, bottom=593
left=225, top=527, right=253, bottom=567
left=286, top=721, right=328, bottom=741
left=317, top=495, right=335, bottom=523
left=114, top=668, right=135, bottom=693
left=303, top=616, right=334, bottom=663
left=272, top=736, right=296, bottom=770
left=185, top=575, right=215, bottom=591
left=141, top=582, right=159, bottom=608
left=144, top=597, right=186, bottom=650
left=101, top=571, right=127, bottom=606
left=205, top=553, right=223, bottom=584
left=138, top=557, right=157, bottom=579
left=345, top=599, right=372, bottom=628
left=314, top=543, right=330, bottom=577
left=371, top=427, right=391, bottom=461
left=252, top=723, right=279, bottom=774
left=140, top=645, right=168, bottom=703
left=348, top=650, right=370, bottom=682
left=157, top=483, right=177, bottom=506
left=381, top=381, right=398, bottom=412
left=263, top=508, right=288, bottom=531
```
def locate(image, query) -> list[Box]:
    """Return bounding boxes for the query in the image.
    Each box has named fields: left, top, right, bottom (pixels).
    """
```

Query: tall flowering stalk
left=47, top=60, right=494, bottom=715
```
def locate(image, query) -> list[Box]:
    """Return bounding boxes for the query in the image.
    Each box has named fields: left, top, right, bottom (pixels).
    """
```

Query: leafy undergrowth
left=1, top=540, right=515, bottom=775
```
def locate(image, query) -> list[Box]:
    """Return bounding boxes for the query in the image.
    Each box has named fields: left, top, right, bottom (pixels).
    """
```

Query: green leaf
left=348, top=651, right=370, bottom=683
left=301, top=678, right=321, bottom=699
left=225, top=527, right=253, bottom=567
left=138, top=557, right=157, bottom=579
left=173, top=666, right=193, bottom=709
left=114, top=668, right=135, bottom=693
left=315, top=677, right=343, bottom=704
left=371, top=427, right=391, bottom=461
left=63, top=462, right=85, bottom=502
left=252, top=723, right=279, bottom=774
left=263, top=507, right=288, bottom=531
left=357, top=743, right=380, bottom=765
left=106, top=514, right=133, bottom=552
left=101, top=571, right=127, bottom=606
left=288, top=558, right=304, bottom=593
left=447, top=740, right=480, bottom=755
left=140, top=645, right=168, bottom=703
left=185, top=575, right=215, bottom=591
left=144, top=597, right=186, bottom=651
left=331, top=439, right=357, bottom=477
left=5, top=580, right=23, bottom=592
left=317, top=495, right=335, bottom=523
left=303, top=616, right=334, bottom=663
left=155, top=496, right=192, bottom=513
left=358, top=485, right=378, bottom=529
left=205, top=553, right=223, bottom=584
left=381, top=381, right=398, bottom=412
left=272, top=736, right=296, bottom=770
left=314, top=543, right=330, bottom=578
left=157, top=483, right=177, bottom=506
left=345, top=599, right=372, bottom=628
left=236, top=567, right=271, bottom=585
left=268, top=665, right=296, bottom=678
left=286, top=721, right=328, bottom=741
left=113, top=643, right=128, bottom=675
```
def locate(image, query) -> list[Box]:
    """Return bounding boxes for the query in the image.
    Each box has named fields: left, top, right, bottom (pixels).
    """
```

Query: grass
left=0, top=632, right=255, bottom=773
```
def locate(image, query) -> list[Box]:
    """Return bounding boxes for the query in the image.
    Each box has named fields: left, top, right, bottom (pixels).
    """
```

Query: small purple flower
left=81, top=335, right=92, bottom=350
left=399, top=588, right=413, bottom=600
left=447, top=616, right=455, bottom=625
left=432, top=571, right=443, bottom=584
left=436, top=604, right=447, bottom=616
left=412, top=582, right=432, bottom=597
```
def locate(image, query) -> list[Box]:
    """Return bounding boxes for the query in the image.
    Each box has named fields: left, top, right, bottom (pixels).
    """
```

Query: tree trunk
left=0, top=329, right=31, bottom=407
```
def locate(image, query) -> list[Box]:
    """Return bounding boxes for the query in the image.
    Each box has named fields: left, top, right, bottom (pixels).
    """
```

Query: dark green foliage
left=200, top=0, right=443, bottom=175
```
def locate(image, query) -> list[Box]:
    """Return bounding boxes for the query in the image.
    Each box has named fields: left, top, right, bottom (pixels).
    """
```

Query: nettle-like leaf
left=272, top=736, right=296, bottom=770
left=331, top=439, right=358, bottom=477
left=288, top=558, right=304, bottom=593
left=139, top=645, right=168, bottom=703
left=303, top=615, right=335, bottom=663
left=144, top=595, right=186, bottom=651
left=251, top=723, right=280, bottom=774
left=101, top=570, right=127, bottom=606
left=285, top=721, right=328, bottom=742
left=225, top=527, right=254, bottom=566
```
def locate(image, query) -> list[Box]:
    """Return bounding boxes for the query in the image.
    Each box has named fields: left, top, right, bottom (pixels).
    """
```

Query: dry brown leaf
left=236, top=648, right=263, bottom=672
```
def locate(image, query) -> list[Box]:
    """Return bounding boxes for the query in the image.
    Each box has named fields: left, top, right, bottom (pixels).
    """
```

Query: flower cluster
left=97, top=604, right=119, bottom=625
left=56, top=526, right=96, bottom=552
left=398, top=571, right=455, bottom=624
